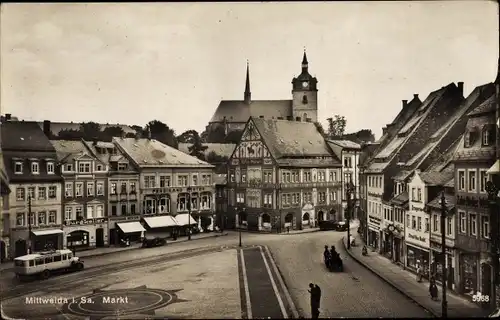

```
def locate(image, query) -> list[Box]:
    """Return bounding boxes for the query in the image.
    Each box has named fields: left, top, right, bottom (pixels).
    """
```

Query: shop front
left=109, top=216, right=143, bottom=245
left=368, top=215, right=381, bottom=250
left=174, top=213, right=198, bottom=236
left=459, top=252, right=479, bottom=297
left=63, top=218, right=108, bottom=250
left=382, top=223, right=404, bottom=263
left=429, top=238, right=455, bottom=290
left=405, top=230, right=430, bottom=275
left=32, top=229, right=64, bottom=252
left=142, top=215, right=178, bottom=239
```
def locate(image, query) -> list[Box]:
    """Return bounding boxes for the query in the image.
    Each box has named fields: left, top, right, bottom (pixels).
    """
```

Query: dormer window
left=66, top=164, right=73, bottom=172
left=118, top=163, right=128, bottom=171
left=78, top=162, right=91, bottom=173
left=47, top=162, right=55, bottom=174
left=14, top=161, right=23, bottom=174
left=464, top=131, right=472, bottom=148
left=482, top=129, right=490, bottom=146
left=96, top=164, right=104, bottom=171
left=31, top=162, right=39, bottom=174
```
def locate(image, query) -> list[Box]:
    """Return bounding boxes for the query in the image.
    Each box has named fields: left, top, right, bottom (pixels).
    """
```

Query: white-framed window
left=65, top=182, right=73, bottom=197
left=480, top=170, right=488, bottom=193
left=16, top=213, right=25, bottom=226
left=470, top=213, right=477, bottom=236
left=330, top=191, right=337, bottom=203
left=48, top=211, right=56, bottom=224
left=87, top=182, right=95, bottom=197
left=47, top=162, right=55, bottom=174
left=263, top=171, right=273, bottom=183
left=144, top=175, right=156, bottom=188
left=236, top=192, right=245, bottom=203
left=481, top=216, right=490, bottom=239
left=160, top=175, right=171, bottom=188
left=425, top=217, right=429, bottom=232
left=14, top=161, right=23, bottom=174
left=97, top=181, right=105, bottom=195
left=75, top=206, right=84, bottom=220
left=27, top=187, right=35, bottom=200
left=411, top=188, right=416, bottom=201
left=38, top=186, right=46, bottom=200
left=417, top=217, right=422, bottom=231
left=31, top=162, right=39, bottom=174
left=65, top=207, right=73, bottom=221
left=318, top=171, right=326, bottom=182
left=433, top=214, right=439, bottom=233
left=407, top=214, right=410, bottom=228
left=38, top=211, right=46, bottom=225
left=201, top=193, right=211, bottom=209
left=48, top=186, right=57, bottom=199
left=468, top=170, right=477, bottom=192
left=96, top=164, right=104, bottom=171
left=28, top=212, right=35, bottom=226
left=176, top=194, right=187, bottom=212
left=16, top=187, right=25, bottom=201
left=177, top=175, right=188, bottom=186
left=78, top=162, right=91, bottom=173
left=75, top=182, right=83, bottom=197
left=459, top=211, right=466, bottom=233
left=458, top=170, right=466, bottom=191
left=329, top=170, right=337, bottom=182
left=118, top=163, right=128, bottom=171
left=482, top=129, right=490, bottom=146
left=447, top=217, right=453, bottom=236
left=66, top=164, right=73, bottom=172
left=129, top=181, right=136, bottom=194
left=96, top=205, right=104, bottom=218
left=412, top=216, right=416, bottom=229
left=110, top=182, right=117, bottom=195
left=202, top=174, right=212, bottom=185
left=417, top=188, right=422, bottom=202
left=87, top=205, right=94, bottom=219
left=120, top=182, right=127, bottom=194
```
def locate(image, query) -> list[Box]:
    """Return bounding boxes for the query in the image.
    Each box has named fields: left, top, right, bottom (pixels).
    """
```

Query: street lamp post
left=439, top=191, right=448, bottom=318
left=346, top=180, right=353, bottom=250
left=486, top=180, right=499, bottom=312
left=27, top=194, right=32, bottom=254
left=187, top=186, right=192, bottom=240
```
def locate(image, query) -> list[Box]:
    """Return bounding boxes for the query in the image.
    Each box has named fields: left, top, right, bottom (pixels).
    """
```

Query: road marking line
left=239, top=249, right=253, bottom=319
left=264, top=245, right=299, bottom=319
left=259, top=245, right=288, bottom=319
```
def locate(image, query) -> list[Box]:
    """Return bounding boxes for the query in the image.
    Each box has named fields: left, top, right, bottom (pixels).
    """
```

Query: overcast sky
left=1, top=2, right=498, bottom=139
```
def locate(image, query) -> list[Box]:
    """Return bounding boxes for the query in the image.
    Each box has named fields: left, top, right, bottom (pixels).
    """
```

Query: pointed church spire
left=302, top=47, right=308, bottom=72
left=244, top=60, right=251, bottom=104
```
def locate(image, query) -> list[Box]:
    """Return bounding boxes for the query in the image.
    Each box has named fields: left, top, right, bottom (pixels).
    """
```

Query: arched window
left=201, top=192, right=211, bottom=210
left=159, top=195, right=171, bottom=213
left=177, top=193, right=188, bottom=212
left=302, top=95, right=308, bottom=104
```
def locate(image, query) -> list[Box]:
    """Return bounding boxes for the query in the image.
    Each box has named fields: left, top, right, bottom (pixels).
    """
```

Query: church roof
left=209, top=100, right=292, bottom=123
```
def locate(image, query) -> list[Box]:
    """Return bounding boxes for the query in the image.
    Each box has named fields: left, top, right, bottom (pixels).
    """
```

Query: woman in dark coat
left=430, top=282, right=438, bottom=300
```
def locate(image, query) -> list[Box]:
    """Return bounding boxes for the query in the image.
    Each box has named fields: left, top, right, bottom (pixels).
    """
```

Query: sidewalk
left=0, top=232, right=228, bottom=272
left=342, top=233, right=489, bottom=318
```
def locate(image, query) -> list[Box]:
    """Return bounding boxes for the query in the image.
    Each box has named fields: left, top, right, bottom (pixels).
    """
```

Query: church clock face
left=302, top=81, right=308, bottom=88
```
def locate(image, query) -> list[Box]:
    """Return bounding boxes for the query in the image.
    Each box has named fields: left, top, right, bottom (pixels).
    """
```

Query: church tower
left=244, top=60, right=251, bottom=104
left=291, top=49, right=318, bottom=122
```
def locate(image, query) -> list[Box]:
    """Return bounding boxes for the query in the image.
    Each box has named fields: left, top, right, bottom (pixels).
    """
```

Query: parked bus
left=14, top=249, right=84, bottom=281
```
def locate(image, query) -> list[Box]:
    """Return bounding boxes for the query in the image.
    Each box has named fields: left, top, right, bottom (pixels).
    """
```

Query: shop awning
left=117, top=222, right=146, bottom=234
left=174, top=214, right=197, bottom=226
left=32, top=229, right=63, bottom=236
left=143, top=216, right=178, bottom=229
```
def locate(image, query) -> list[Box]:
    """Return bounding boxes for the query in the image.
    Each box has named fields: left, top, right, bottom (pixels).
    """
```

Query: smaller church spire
left=244, top=60, right=251, bottom=104
left=302, top=47, right=308, bottom=72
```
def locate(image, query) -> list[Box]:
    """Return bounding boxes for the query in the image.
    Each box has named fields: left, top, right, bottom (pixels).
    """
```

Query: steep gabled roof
left=251, top=118, right=333, bottom=158
left=51, top=140, right=92, bottom=162
left=209, top=100, right=292, bottom=123
left=1, top=121, right=55, bottom=152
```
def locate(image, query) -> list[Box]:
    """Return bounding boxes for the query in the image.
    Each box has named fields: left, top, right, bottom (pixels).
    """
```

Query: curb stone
left=0, top=233, right=229, bottom=273
left=340, top=236, right=438, bottom=318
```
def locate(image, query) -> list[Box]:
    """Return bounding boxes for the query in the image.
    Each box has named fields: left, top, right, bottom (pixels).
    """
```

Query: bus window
left=68, top=253, right=73, bottom=259
left=44, top=257, right=53, bottom=264
left=62, top=254, right=67, bottom=260
left=14, top=260, right=24, bottom=267
left=54, top=255, right=62, bottom=262
left=29, top=260, right=35, bottom=267
left=35, top=259, right=44, bottom=266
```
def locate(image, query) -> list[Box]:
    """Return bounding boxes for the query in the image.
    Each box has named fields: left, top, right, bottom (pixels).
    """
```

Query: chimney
left=43, top=120, right=51, bottom=137
left=413, top=94, right=418, bottom=99
left=402, top=100, right=408, bottom=108
left=457, top=82, right=464, bottom=96
left=5, top=114, right=11, bottom=121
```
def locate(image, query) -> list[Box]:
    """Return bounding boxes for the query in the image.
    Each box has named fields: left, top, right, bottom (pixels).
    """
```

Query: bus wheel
left=76, top=263, right=84, bottom=270
left=41, top=269, right=50, bottom=279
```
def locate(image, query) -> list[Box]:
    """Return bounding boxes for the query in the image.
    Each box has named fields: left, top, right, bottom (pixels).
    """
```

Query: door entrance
left=15, top=239, right=27, bottom=257
left=96, top=228, right=105, bottom=247
left=0, top=241, right=5, bottom=262
left=109, top=229, right=117, bottom=245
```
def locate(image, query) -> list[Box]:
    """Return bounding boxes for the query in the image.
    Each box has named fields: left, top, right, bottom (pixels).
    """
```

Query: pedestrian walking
left=308, top=283, right=320, bottom=319
left=417, top=264, right=423, bottom=282
left=430, top=282, right=438, bottom=300
left=314, top=284, right=321, bottom=317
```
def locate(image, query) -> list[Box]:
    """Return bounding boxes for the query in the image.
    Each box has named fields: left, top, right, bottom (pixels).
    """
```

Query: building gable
left=228, top=118, right=276, bottom=166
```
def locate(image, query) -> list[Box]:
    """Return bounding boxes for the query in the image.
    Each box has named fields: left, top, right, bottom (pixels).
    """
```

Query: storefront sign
left=430, top=241, right=454, bottom=255
left=430, top=235, right=455, bottom=249
left=64, top=218, right=107, bottom=226
left=407, top=233, right=428, bottom=246
left=240, top=158, right=262, bottom=165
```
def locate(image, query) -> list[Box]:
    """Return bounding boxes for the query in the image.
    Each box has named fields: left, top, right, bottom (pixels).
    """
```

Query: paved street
left=2, top=247, right=243, bottom=319
left=343, top=233, right=489, bottom=318
left=265, top=226, right=433, bottom=318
